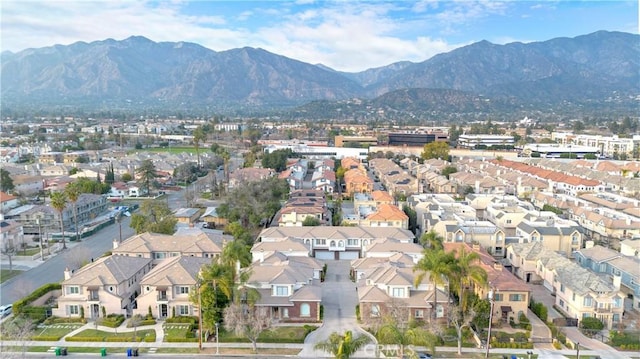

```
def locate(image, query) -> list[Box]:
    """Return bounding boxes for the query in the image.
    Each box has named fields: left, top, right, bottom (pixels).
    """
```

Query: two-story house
left=134, top=256, right=210, bottom=319
left=112, top=227, right=223, bottom=266
left=53, top=255, right=153, bottom=319
left=245, top=252, right=322, bottom=322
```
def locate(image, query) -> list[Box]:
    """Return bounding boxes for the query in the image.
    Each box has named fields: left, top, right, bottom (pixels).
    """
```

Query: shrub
left=529, top=299, right=548, bottom=323
left=319, top=304, right=324, bottom=320
left=99, top=314, right=125, bottom=328
left=44, top=316, right=87, bottom=325
left=581, top=317, right=605, bottom=331
left=20, top=306, right=48, bottom=323
left=165, top=316, right=198, bottom=324
left=303, top=325, right=318, bottom=336
left=553, top=341, right=562, bottom=350
left=355, top=304, right=360, bottom=321
left=32, top=335, right=62, bottom=341
left=13, top=283, right=62, bottom=314
left=66, top=336, right=104, bottom=342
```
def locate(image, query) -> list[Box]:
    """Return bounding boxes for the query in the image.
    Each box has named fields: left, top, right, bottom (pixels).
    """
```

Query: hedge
left=13, top=283, right=61, bottom=314
left=165, top=337, right=199, bottom=343
left=66, top=336, right=104, bottom=342
left=127, top=319, right=156, bottom=327
left=20, top=306, right=48, bottom=322
left=165, top=316, right=198, bottom=324
left=490, top=342, right=534, bottom=349
left=32, top=335, right=62, bottom=341
left=98, top=314, right=125, bottom=328
left=44, top=316, right=87, bottom=325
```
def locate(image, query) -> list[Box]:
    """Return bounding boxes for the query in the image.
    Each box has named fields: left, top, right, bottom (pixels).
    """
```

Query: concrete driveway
left=299, top=260, right=377, bottom=358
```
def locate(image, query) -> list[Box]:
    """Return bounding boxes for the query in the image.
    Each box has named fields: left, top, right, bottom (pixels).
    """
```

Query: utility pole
left=485, top=287, right=495, bottom=359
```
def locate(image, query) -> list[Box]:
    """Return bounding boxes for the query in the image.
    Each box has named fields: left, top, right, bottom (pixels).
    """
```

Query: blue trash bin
left=127, top=348, right=132, bottom=357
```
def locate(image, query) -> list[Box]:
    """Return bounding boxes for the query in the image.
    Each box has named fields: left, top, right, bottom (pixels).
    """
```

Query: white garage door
left=315, top=250, right=334, bottom=260
left=339, top=251, right=359, bottom=260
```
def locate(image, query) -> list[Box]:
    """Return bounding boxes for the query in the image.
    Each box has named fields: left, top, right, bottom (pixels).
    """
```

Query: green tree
left=572, top=120, right=586, bottom=133
left=402, top=205, right=417, bottom=234
left=193, top=126, right=206, bottom=168
left=261, top=149, right=294, bottom=172
left=129, top=200, right=176, bottom=234
left=195, top=258, right=235, bottom=331
left=302, top=216, right=321, bottom=226
left=314, top=330, right=371, bottom=359
left=121, top=173, right=133, bottom=182
left=377, top=313, right=437, bottom=358
left=135, top=159, right=158, bottom=195
left=64, top=182, right=81, bottom=243
left=414, top=248, right=456, bottom=321
left=1, top=168, right=15, bottom=192
left=418, top=230, right=444, bottom=250
left=421, top=141, right=450, bottom=161
left=104, top=163, right=115, bottom=185
left=450, top=248, right=487, bottom=312
left=441, top=165, right=458, bottom=179
left=50, top=191, right=68, bottom=250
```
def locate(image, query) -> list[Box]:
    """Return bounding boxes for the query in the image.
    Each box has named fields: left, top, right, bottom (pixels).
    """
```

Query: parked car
left=0, top=304, right=13, bottom=317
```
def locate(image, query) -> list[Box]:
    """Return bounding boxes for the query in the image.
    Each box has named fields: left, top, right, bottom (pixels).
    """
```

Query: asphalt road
left=0, top=216, right=135, bottom=306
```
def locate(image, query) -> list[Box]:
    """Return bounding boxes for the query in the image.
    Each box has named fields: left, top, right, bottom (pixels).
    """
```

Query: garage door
left=315, top=250, right=334, bottom=260
left=339, top=251, right=359, bottom=260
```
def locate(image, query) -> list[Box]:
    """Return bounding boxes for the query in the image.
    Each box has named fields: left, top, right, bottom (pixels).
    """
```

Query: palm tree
left=314, top=330, right=371, bottom=359
left=419, top=230, right=444, bottom=250
left=64, top=182, right=81, bottom=243
left=450, top=247, right=487, bottom=313
left=193, top=126, right=206, bottom=168
left=49, top=191, right=68, bottom=250
left=414, top=248, right=456, bottom=321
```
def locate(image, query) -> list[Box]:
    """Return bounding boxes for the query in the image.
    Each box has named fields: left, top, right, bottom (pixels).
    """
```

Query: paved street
left=299, top=260, right=376, bottom=358
left=0, top=216, right=135, bottom=306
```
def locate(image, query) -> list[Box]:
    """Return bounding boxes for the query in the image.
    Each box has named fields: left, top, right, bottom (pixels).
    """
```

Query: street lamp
left=115, top=212, right=123, bottom=242
left=576, top=342, right=580, bottom=359
left=197, top=280, right=203, bottom=351
left=215, top=322, right=219, bottom=355
left=485, top=287, right=495, bottom=359
left=36, top=218, right=44, bottom=261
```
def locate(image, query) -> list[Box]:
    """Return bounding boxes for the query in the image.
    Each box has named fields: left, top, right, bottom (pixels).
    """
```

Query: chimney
left=64, top=267, right=72, bottom=280
left=259, top=248, right=264, bottom=263
left=475, top=180, right=480, bottom=194
left=113, top=238, right=119, bottom=249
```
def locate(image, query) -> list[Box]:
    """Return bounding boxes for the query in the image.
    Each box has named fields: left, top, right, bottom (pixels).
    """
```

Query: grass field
left=128, top=146, right=198, bottom=155
left=32, top=324, right=83, bottom=340
left=0, top=269, right=23, bottom=283
left=67, top=328, right=156, bottom=342
left=219, top=325, right=315, bottom=343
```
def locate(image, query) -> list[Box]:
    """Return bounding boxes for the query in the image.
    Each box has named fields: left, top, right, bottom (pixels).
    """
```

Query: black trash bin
left=60, top=348, right=67, bottom=356
left=133, top=348, right=139, bottom=357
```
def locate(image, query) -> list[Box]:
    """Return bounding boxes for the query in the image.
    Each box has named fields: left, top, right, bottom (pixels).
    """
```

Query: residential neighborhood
left=1, top=119, right=640, bottom=359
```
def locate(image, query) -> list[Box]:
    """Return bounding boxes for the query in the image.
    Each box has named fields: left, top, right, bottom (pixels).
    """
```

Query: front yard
left=219, top=325, right=318, bottom=343
left=32, top=324, right=83, bottom=341
left=66, top=328, right=156, bottom=342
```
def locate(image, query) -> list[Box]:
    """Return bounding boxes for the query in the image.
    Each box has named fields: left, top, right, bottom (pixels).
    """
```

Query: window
left=414, top=309, right=424, bottom=318
left=347, top=239, right=358, bottom=246
left=582, top=313, right=591, bottom=319
left=67, top=286, right=80, bottom=294
left=362, top=240, right=369, bottom=247
left=560, top=284, right=565, bottom=293
left=436, top=305, right=444, bottom=318
left=316, top=239, right=326, bottom=245
left=371, top=304, right=380, bottom=317
left=559, top=299, right=565, bottom=308
left=391, top=288, right=405, bottom=298
left=509, top=294, right=524, bottom=302
left=68, top=305, right=79, bottom=315
left=275, top=286, right=288, bottom=296
left=179, top=286, right=190, bottom=295
left=613, top=297, right=622, bottom=308
left=178, top=305, right=189, bottom=316
left=300, top=303, right=311, bottom=317
left=154, top=252, right=166, bottom=259
left=494, top=293, right=503, bottom=302
left=338, top=240, right=344, bottom=247
left=330, top=240, right=336, bottom=247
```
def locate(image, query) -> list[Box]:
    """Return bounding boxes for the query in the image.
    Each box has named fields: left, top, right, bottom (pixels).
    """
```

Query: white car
left=0, top=304, right=12, bottom=317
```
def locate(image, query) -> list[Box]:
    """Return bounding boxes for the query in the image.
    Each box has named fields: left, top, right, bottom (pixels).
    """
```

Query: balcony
left=594, top=304, right=612, bottom=313
left=157, top=294, right=169, bottom=302
left=87, top=293, right=100, bottom=302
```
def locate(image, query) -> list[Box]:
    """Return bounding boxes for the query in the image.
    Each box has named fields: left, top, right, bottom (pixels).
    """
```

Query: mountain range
left=1, top=31, right=638, bottom=115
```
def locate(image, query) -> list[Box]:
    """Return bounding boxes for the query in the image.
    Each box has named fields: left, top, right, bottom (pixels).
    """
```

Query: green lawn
left=155, top=347, right=201, bottom=354
left=0, top=269, right=23, bottom=283
left=163, top=324, right=195, bottom=342
left=32, top=324, right=83, bottom=340
left=128, top=146, right=198, bottom=155
left=67, top=328, right=156, bottom=342
left=219, top=325, right=316, bottom=343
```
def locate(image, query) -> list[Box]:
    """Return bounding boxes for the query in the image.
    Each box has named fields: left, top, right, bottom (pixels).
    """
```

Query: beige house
left=54, top=255, right=153, bottom=319
left=445, top=243, right=530, bottom=324
left=515, top=217, right=582, bottom=256
left=112, top=227, right=223, bottom=266
left=134, top=256, right=210, bottom=319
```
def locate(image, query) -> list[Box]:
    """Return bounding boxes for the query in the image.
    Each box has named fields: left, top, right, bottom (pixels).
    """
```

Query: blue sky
left=1, top=0, right=637, bottom=72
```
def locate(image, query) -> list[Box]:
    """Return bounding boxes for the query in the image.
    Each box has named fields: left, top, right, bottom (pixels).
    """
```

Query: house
left=200, top=207, right=227, bottom=229
left=0, top=218, right=24, bottom=253
left=434, top=220, right=507, bottom=257
left=173, top=208, right=201, bottom=226
left=53, top=255, right=153, bottom=319
left=343, top=194, right=408, bottom=229
left=445, top=243, right=530, bottom=324
left=12, top=174, right=44, bottom=196
left=620, top=239, right=640, bottom=258
left=108, top=182, right=129, bottom=199
left=0, top=192, right=20, bottom=213
left=112, top=228, right=223, bottom=266
left=515, top=217, right=582, bottom=256
left=363, top=238, right=423, bottom=263
left=245, top=252, right=322, bottom=322
left=351, top=253, right=415, bottom=282
left=228, top=168, right=274, bottom=189
left=574, top=245, right=640, bottom=311
left=356, top=260, right=449, bottom=326
left=134, top=256, right=210, bottom=319
left=256, top=226, right=415, bottom=261
left=343, top=169, right=373, bottom=197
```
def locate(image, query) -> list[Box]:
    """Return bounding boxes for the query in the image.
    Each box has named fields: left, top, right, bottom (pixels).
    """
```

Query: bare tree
left=64, top=246, right=92, bottom=270
left=447, top=304, right=476, bottom=355
left=223, top=303, right=272, bottom=353
left=1, top=242, right=17, bottom=272
left=1, top=316, right=34, bottom=358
